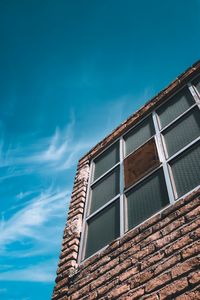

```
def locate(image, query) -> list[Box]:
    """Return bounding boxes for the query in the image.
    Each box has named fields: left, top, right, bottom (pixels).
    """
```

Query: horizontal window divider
left=85, top=194, right=120, bottom=221
left=124, top=135, right=156, bottom=159
left=91, top=162, right=120, bottom=186
left=124, top=164, right=162, bottom=194
left=160, top=103, right=197, bottom=133
left=167, top=136, right=200, bottom=163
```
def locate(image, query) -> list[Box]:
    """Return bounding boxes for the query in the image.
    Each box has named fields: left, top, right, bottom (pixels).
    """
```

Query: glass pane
left=163, top=107, right=200, bottom=157
left=124, top=116, right=155, bottom=156
left=90, top=167, right=120, bottom=213
left=126, top=169, right=169, bottom=230
left=85, top=200, right=120, bottom=259
left=157, top=88, right=195, bottom=129
left=93, top=142, right=119, bottom=181
left=170, top=142, right=200, bottom=197
left=193, top=75, right=200, bottom=94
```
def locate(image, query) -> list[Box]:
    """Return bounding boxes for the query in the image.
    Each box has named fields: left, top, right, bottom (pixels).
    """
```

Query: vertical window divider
left=188, top=83, right=200, bottom=110
left=152, top=112, right=175, bottom=204
left=119, top=137, right=125, bottom=237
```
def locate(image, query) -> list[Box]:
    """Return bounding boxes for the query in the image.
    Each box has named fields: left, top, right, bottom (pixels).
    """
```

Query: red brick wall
left=52, top=158, right=200, bottom=300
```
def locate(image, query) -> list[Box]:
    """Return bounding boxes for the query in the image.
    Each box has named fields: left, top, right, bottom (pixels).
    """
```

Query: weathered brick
left=90, top=274, right=108, bottom=290
left=180, top=217, right=200, bottom=235
left=146, top=272, right=171, bottom=292
left=119, top=227, right=140, bottom=245
left=98, top=257, right=119, bottom=275
left=154, top=253, right=181, bottom=275
left=185, top=205, right=200, bottom=221
left=161, top=216, right=185, bottom=236
left=109, top=258, right=132, bottom=278
left=141, top=251, right=165, bottom=270
left=159, top=278, right=188, bottom=300
left=90, top=255, right=111, bottom=272
left=60, top=244, right=79, bottom=259
left=176, top=289, right=200, bottom=300
left=155, top=229, right=181, bottom=249
left=171, top=257, right=200, bottom=278
left=82, top=291, right=97, bottom=300
left=188, top=270, right=200, bottom=284
left=124, top=287, right=145, bottom=299
left=129, top=269, right=154, bottom=289
left=119, top=244, right=140, bottom=262
left=176, top=197, right=200, bottom=216
left=70, top=284, right=90, bottom=300
left=119, top=266, right=138, bottom=282
left=107, top=283, right=130, bottom=299
left=59, top=252, right=78, bottom=266
left=54, top=277, right=69, bottom=291
left=97, top=278, right=119, bottom=297
left=181, top=240, right=200, bottom=259
left=164, top=235, right=192, bottom=256
left=136, top=243, right=156, bottom=259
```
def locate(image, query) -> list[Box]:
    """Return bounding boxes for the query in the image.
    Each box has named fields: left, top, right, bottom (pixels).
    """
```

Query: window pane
left=157, top=88, right=195, bottom=129
left=126, top=169, right=169, bottom=230
left=163, top=107, right=200, bottom=157
left=170, top=142, right=200, bottom=197
left=124, top=116, right=155, bottom=156
left=90, top=167, right=120, bottom=213
left=93, top=142, right=119, bottom=181
left=85, top=200, right=120, bottom=259
left=193, top=75, right=200, bottom=94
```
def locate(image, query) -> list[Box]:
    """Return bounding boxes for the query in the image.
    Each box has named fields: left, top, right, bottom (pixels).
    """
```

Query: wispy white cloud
left=0, top=114, right=94, bottom=181
left=0, top=260, right=56, bottom=282
left=0, top=188, right=70, bottom=254
left=16, top=190, right=35, bottom=200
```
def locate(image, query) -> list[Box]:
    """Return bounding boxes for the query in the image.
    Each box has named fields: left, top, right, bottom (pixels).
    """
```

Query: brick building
left=52, top=61, right=200, bottom=300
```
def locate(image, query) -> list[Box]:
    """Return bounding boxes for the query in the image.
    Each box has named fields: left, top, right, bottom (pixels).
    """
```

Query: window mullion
left=152, top=111, right=175, bottom=204
left=119, top=137, right=125, bottom=236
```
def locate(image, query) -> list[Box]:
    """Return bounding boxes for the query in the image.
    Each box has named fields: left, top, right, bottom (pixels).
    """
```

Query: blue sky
left=0, top=0, right=200, bottom=299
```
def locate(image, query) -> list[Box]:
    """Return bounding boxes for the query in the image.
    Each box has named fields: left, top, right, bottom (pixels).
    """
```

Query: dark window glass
left=85, top=201, right=120, bottom=259
left=93, top=142, right=119, bottom=181
left=163, top=107, right=200, bottom=157
left=193, top=75, right=200, bottom=94
left=126, top=169, right=169, bottom=230
left=90, top=167, right=120, bottom=213
left=157, top=88, right=195, bottom=129
left=170, top=142, right=200, bottom=197
left=124, top=116, right=155, bottom=156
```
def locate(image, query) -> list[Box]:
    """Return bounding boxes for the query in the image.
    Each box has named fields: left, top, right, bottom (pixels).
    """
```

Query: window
left=80, top=80, right=200, bottom=261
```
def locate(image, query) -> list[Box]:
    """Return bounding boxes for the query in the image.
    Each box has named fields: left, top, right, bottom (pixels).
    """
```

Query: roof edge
left=79, top=59, right=200, bottom=165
